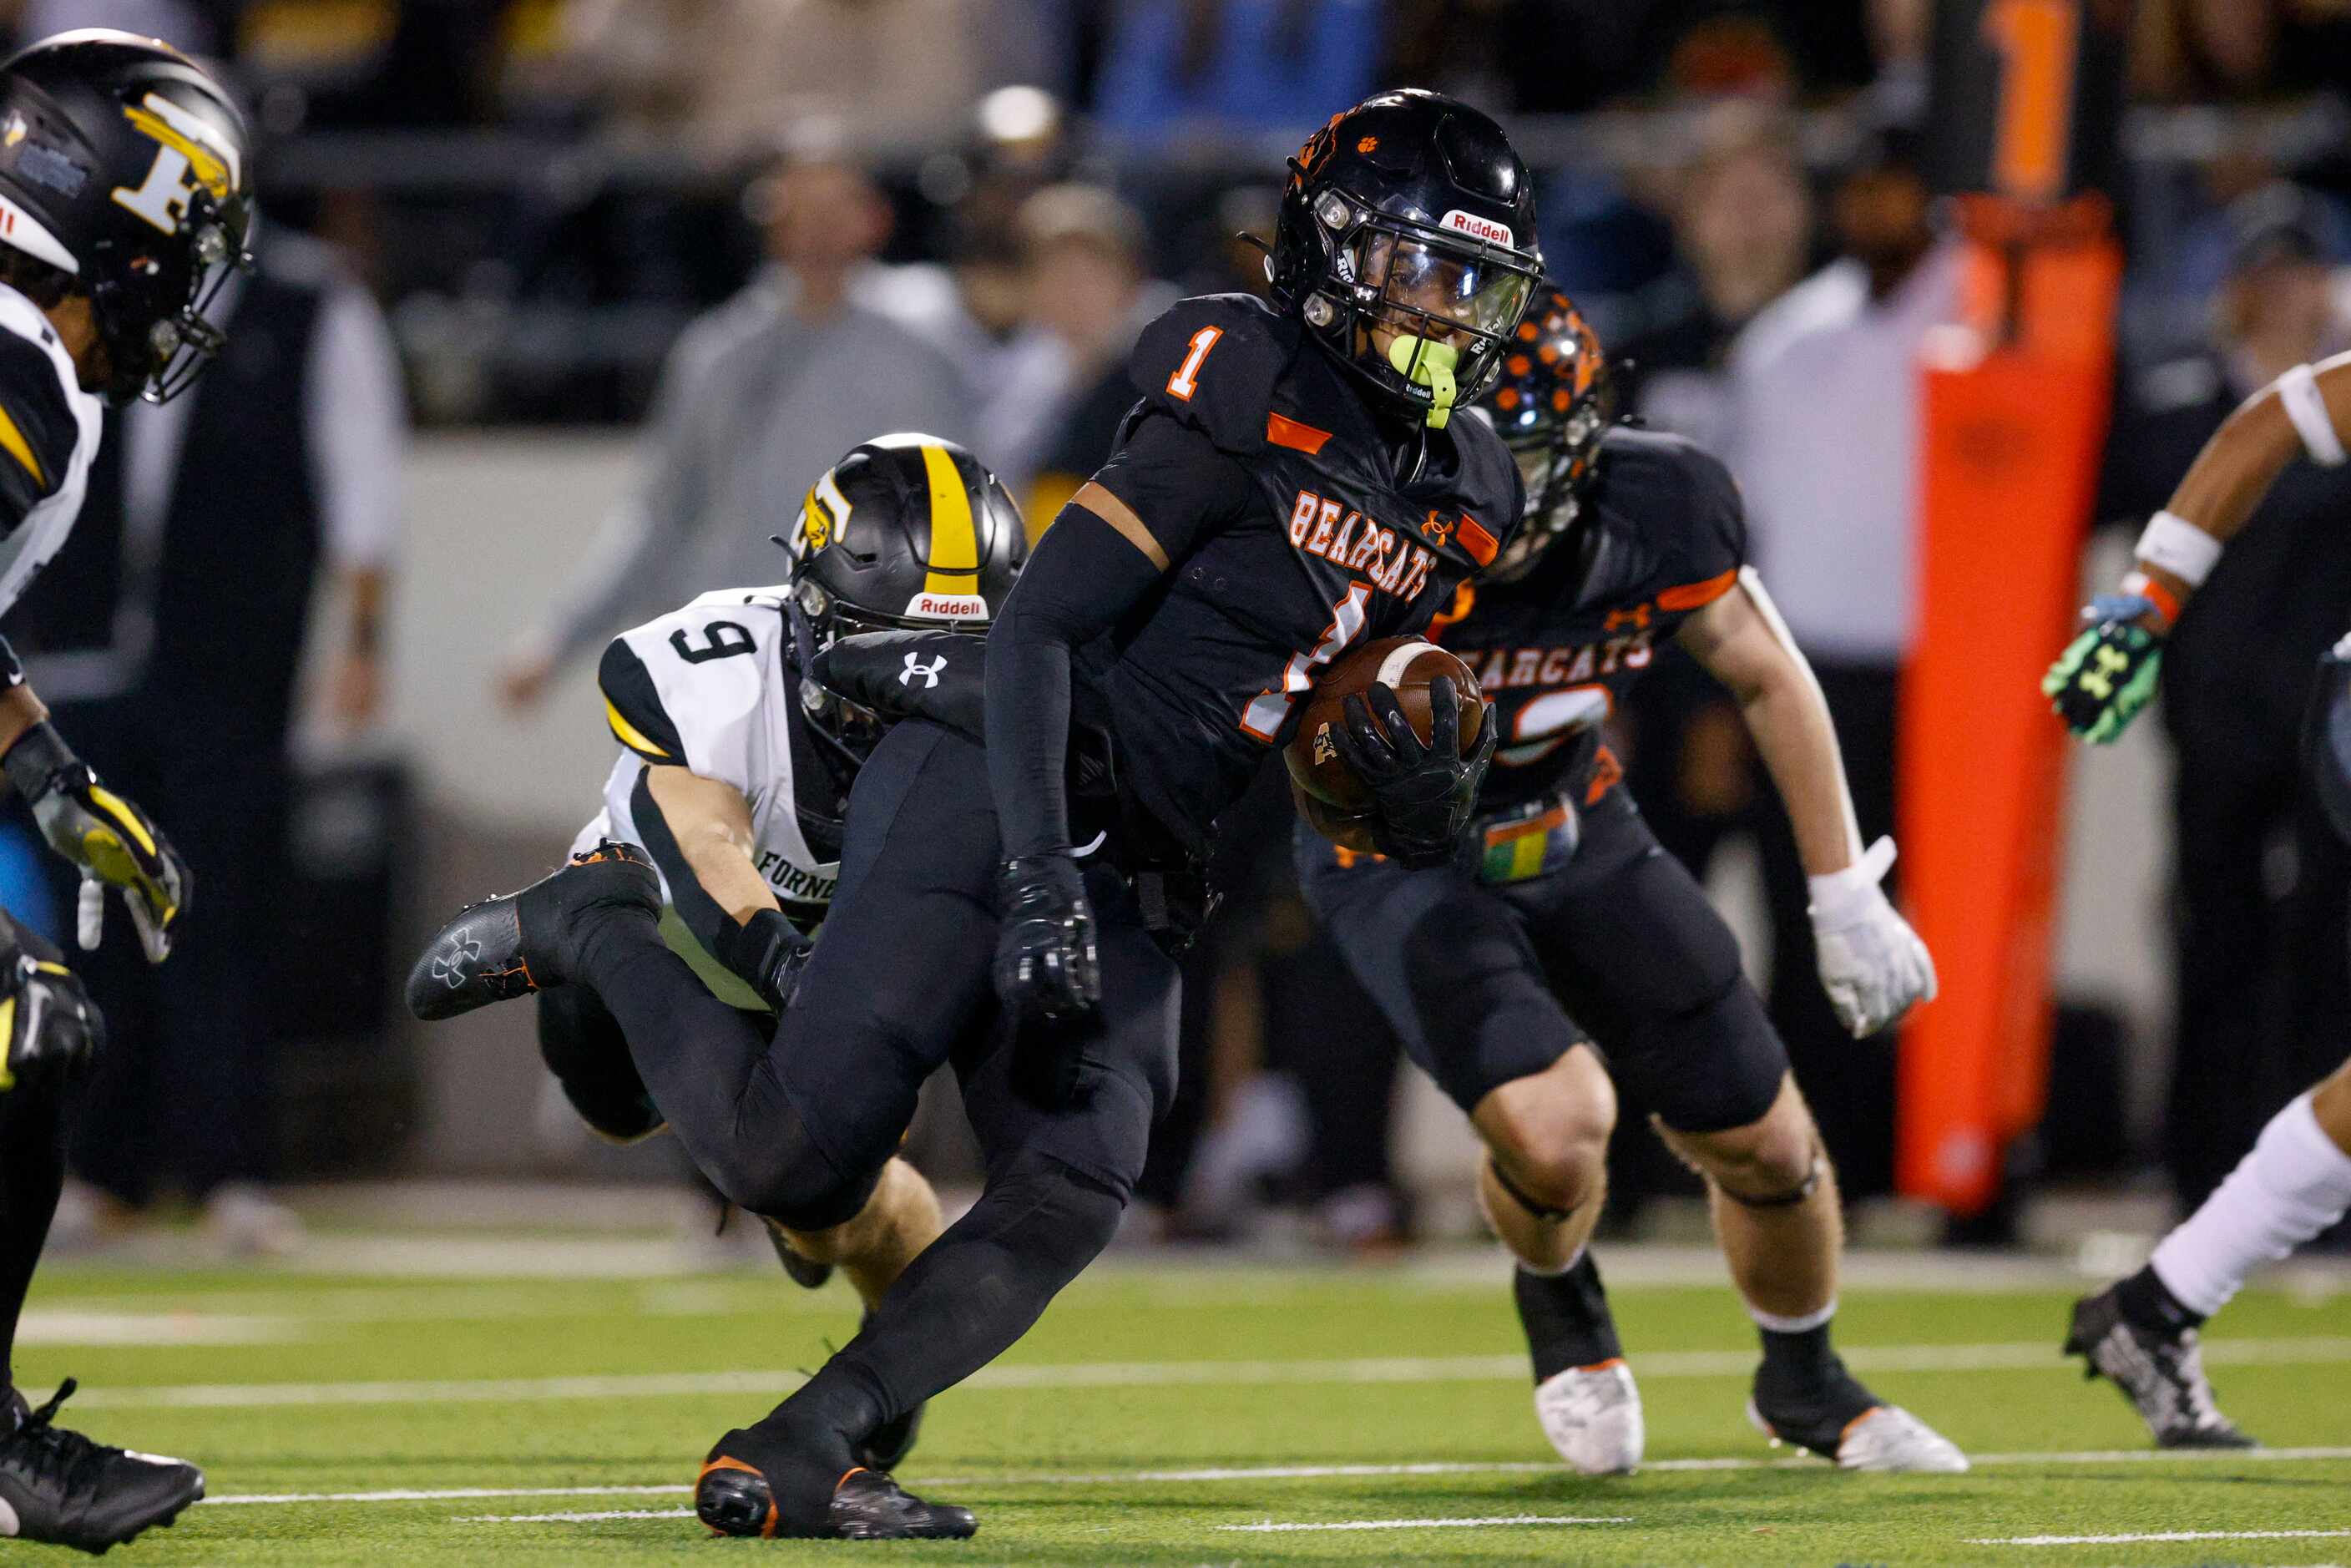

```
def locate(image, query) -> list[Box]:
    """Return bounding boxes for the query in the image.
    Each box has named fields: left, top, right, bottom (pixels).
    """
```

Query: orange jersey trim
left=1266, top=411, right=1332, bottom=454
left=1458, top=514, right=1498, bottom=566
left=1657, top=569, right=1738, bottom=611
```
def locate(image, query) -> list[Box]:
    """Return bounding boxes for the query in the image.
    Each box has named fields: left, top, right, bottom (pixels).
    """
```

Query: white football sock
left=2151, top=1092, right=2351, bottom=1318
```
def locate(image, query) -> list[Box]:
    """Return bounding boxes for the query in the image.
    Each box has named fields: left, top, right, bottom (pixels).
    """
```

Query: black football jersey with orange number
left=1434, top=424, right=1746, bottom=815
left=1083, top=293, right=1524, bottom=852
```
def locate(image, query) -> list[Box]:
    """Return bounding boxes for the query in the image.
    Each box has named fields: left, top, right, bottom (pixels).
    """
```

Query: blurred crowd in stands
left=13, top=0, right=2351, bottom=1253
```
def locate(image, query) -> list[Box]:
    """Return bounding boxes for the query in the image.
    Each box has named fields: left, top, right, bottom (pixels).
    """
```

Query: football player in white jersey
left=412, top=433, right=1024, bottom=1471
left=0, top=30, right=250, bottom=1552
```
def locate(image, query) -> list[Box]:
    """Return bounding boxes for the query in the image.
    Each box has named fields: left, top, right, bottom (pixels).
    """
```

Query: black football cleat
left=405, top=841, right=659, bottom=1021
left=0, top=1378, right=205, bottom=1554
left=697, top=1435, right=973, bottom=1541
left=2065, top=1285, right=2257, bottom=1449
left=1748, top=1354, right=1968, bottom=1471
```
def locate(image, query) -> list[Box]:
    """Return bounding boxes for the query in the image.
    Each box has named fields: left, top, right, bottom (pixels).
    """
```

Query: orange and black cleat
left=404, top=841, right=660, bottom=1021
left=697, top=1439, right=974, bottom=1541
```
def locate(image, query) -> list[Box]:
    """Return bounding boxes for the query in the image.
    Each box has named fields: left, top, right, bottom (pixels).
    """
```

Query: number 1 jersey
left=1079, top=293, right=1524, bottom=852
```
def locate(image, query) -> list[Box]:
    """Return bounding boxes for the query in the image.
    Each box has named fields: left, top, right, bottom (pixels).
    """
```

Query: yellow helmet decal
left=918, top=442, right=979, bottom=595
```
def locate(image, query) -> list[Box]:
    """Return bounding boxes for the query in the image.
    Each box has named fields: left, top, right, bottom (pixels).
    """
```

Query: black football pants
left=574, top=718, right=1177, bottom=1442
left=0, top=910, right=76, bottom=1396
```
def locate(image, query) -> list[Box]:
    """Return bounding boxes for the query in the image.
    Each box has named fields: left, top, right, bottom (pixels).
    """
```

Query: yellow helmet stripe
left=604, top=697, right=671, bottom=760
left=918, top=443, right=979, bottom=596
left=0, top=995, right=13, bottom=1090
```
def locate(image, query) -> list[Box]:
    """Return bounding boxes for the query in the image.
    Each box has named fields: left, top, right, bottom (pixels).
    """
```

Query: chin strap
left=1389, top=335, right=1459, bottom=428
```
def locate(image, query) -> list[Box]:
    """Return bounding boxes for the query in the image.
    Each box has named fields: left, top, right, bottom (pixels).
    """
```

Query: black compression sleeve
left=983, top=413, right=1256, bottom=861
left=983, top=511, right=1162, bottom=859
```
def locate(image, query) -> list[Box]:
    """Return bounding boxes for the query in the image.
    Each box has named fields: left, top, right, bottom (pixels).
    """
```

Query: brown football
left=1284, top=636, right=1485, bottom=821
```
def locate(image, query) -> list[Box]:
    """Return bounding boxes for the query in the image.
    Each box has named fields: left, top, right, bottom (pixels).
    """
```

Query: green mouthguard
left=1388, top=336, right=1459, bottom=428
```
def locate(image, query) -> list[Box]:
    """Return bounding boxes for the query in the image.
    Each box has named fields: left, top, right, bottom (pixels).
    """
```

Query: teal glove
left=2042, top=594, right=2164, bottom=745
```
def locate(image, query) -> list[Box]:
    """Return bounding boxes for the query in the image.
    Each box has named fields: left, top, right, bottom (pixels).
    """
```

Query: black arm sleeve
left=983, top=412, right=1256, bottom=861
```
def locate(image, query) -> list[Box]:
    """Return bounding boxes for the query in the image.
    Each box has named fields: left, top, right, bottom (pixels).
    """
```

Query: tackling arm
left=632, top=763, right=804, bottom=1011
left=641, top=764, right=776, bottom=927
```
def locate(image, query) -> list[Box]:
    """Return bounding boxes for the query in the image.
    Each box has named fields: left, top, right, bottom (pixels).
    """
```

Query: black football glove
left=0, top=934, right=100, bottom=1095
left=1333, top=677, right=1495, bottom=869
left=3, top=723, right=190, bottom=963
left=709, top=907, right=812, bottom=1014
left=994, top=852, right=1101, bottom=1105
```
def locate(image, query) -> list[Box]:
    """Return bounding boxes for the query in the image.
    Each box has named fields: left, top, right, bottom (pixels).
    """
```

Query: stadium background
left=0, top=0, right=2333, bottom=1250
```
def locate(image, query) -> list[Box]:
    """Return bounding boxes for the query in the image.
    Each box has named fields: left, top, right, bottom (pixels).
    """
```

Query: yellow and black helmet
left=785, top=433, right=1026, bottom=640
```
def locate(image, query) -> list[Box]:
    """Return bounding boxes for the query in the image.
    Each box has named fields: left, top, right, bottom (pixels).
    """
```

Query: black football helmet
left=1475, top=283, right=1614, bottom=583
left=1270, top=89, right=1543, bottom=430
left=0, top=31, right=253, bottom=404
left=780, top=433, right=1026, bottom=763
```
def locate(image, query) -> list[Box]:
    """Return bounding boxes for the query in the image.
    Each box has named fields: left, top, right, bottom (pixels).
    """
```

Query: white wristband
left=2136, top=510, right=2222, bottom=589
left=2278, top=363, right=2347, bottom=467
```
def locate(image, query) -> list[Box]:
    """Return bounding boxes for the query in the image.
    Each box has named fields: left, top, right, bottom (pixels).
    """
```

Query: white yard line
left=1216, top=1515, right=1634, bottom=1534
left=194, top=1446, right=2351, bottom=1515
left=1975, top=1530, right=2351, bottom=1546
left=73, top=1336, right=2351, bottom=1410
left=209, top=1484, right=690, bottom=1507
left=15, top=1310, right=296, bottom=1345
left=457, top=1509, right=695, bottom=1524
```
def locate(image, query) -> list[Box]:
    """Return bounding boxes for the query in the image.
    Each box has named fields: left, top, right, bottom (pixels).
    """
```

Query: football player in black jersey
left=1298, top=287, right=1961, bottom=1474
left=0, top=31, right=251, bottom=1551
left=413, top=435, right=1027, bottom=1477
left=409, top=89, right=1534, bottom=1539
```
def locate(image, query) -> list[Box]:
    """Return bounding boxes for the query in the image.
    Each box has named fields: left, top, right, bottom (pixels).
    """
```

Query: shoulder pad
left=599, top=593, right=781, bottom=771
left=1446, top=408, right=1524, bottom=558
left=810, top=629, right=986, bottom=743
left=0, top=295, right=85, bottom=524
left=1128, top=294, right=1298, bottom=457
left=1596, top=427, right=1747, bottom=603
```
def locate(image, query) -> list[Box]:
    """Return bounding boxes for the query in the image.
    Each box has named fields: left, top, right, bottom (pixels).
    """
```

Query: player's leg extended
left=699, top=850, right=1174, bottom=1539
left=1296, top=824, right=1636, bottom=1474
left=1553, top=797, right=1963, bottom=1472
left=0, top=913, right=205, bottom=1550
left=2068, top=1054, right=2351, bottom=1447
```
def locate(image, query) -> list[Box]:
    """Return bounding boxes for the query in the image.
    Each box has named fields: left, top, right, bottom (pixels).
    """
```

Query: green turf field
left=15, top=1249, right=2351, bottom=1564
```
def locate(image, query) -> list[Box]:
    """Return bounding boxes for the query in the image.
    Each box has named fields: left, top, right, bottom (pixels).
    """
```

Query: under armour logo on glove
left=900, top=652, right=948, bottom=689
left=432, top=929, right=483, bottom=989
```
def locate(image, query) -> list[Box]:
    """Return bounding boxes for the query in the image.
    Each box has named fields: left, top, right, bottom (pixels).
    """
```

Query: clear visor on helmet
left=1354, top=231, right=1534, bottom=345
